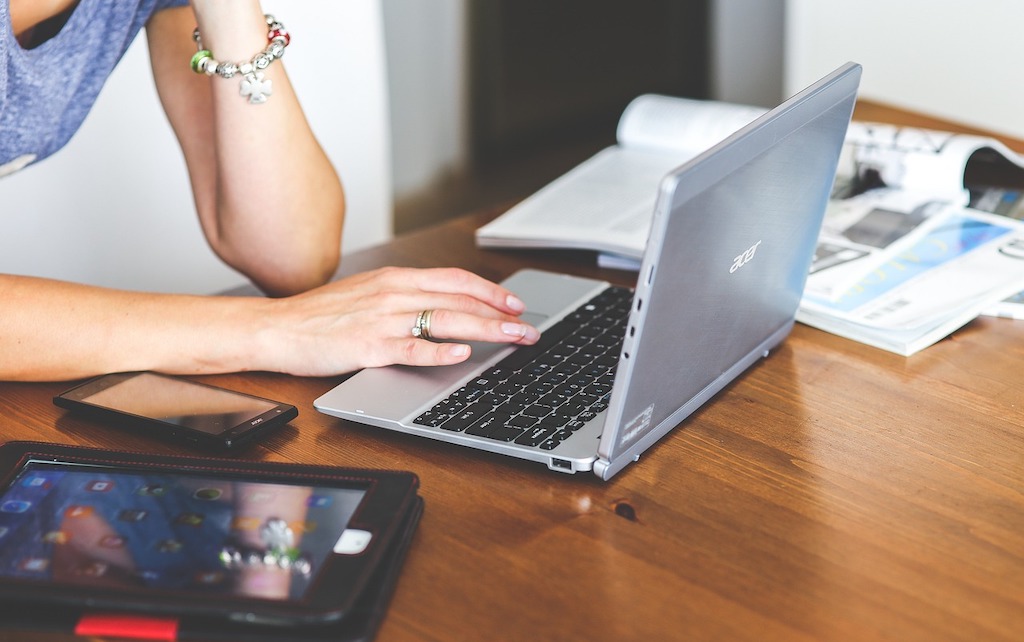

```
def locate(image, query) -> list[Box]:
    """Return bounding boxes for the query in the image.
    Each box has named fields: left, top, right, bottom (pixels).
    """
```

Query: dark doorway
left=468, top=0, right=711, bottom=166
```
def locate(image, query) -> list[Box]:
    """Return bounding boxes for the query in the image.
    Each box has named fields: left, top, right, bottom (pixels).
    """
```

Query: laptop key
left=539, top=413, right=571, bottom=429
left=522, top=404, right=554, bottom=419
left=515, top=425, right=558, bottom=446
left=539, top=428, right=574, bottom=450
left=465, top=411, right=509, bottom=437
left=485, top=425, right=529, bottom=442
left=496, top=317, right=577, bottom=371
left=509, top=414, right=539, bottom=429
left=439, top=404, right=491, bottom=432
left=412, top=410, right=447, bottom=427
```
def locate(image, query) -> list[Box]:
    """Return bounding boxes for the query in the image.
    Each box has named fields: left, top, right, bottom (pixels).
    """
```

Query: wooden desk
left=2, top=102, right=1022, bottom=642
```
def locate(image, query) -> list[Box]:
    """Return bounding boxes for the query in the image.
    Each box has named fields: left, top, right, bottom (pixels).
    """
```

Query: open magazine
left=807, top=123, right=1024, bottom=299
left=797, top=122, right=1024, bottom=354
left=474, top=94, right=765, bottom=258
left=798, top=205, right=1024, bottom=355
left=475, top=94, right=1024, bottom=355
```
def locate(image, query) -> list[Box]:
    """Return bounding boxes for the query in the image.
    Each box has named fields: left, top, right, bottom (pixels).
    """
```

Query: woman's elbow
left=255, top=239, right=341, bottom=297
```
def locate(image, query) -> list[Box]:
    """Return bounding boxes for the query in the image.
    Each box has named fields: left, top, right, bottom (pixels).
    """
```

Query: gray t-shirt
left=0, top=0, right=188, bottom=176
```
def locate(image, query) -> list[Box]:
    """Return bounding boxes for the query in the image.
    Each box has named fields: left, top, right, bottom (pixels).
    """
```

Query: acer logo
left=730, top=241, right=762, bottom=273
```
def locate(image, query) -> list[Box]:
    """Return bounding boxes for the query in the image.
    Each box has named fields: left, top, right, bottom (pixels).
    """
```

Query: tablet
left=0, top=442, right=420, bottom=626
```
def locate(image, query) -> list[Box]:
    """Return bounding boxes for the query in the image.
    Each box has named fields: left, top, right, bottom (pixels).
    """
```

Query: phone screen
left=0, top=461, right=366, bottom=602
left=76, top=373, right=281, bottom=436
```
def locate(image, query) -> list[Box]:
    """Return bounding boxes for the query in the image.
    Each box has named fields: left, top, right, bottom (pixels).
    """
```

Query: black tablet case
left=0, top=441, right=425, bottom=642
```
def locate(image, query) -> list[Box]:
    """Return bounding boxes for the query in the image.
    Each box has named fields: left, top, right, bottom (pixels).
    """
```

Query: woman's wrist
left=189, top=0, right=268, bottom=61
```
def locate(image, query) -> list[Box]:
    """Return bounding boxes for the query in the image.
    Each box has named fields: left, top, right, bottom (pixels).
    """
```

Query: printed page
left=843, top=122, right=1024, bottom=198
left=974, top=186, right=1024, bottom=317
left=616, top=94, right=766, bottom=155
left=475, top=94, right=766, bottom=256
left=476, top=147, right=688, bottom=259
left=807, top=188, right=970, bottom=300
left=818, top=123, right=1024, bottom=301
left=799, top=206, right=1024, bottom=354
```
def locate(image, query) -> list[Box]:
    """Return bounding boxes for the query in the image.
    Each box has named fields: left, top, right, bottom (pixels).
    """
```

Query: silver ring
left=412, top=309, right=433, bottom=340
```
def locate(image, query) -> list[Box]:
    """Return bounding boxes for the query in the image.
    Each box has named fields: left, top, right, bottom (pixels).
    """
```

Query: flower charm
left=240, top=72, right=273, bottom=104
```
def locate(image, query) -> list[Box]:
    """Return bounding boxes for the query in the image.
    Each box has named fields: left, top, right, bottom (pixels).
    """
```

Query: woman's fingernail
left=449, top=344, right=470, bottom=357
left=501, top=322, right=527, bottom=337
left=506, top=294, right=526, bottom=312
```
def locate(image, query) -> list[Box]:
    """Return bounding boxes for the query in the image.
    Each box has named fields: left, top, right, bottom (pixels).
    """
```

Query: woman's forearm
left=0, top=273, right=268, bottom=381
left=149, top=3, right=346, bottom=297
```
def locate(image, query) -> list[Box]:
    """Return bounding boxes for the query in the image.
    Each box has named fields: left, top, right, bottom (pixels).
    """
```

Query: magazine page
left=799, top=206, right=1024, bottom=355
left=829, top=123, right=1024, bottom=318
left=615, top=94, right=766, bottom=156
left=476, top=95, right=764, bottom=257
left=838, top=121, right=1024, bottom=198
left=970, top=186, right=1024, bottom=318
left=807, top=187, right=969, bottom=300
left=475, top=147, right=684, bottom=259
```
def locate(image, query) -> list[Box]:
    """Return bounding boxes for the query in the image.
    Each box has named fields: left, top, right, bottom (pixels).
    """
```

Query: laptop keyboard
left=413, top=285, right=633, bottom=451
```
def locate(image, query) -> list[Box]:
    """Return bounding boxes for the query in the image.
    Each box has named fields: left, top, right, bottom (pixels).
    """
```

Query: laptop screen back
left=597, top=63, right=861, bottom=478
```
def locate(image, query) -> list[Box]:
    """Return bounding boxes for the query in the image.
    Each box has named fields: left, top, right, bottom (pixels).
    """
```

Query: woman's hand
left=254, top=267, right=541, bottom=376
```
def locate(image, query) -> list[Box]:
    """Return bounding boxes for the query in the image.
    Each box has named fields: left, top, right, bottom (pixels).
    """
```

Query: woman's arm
left=0, top=3, right=541, bottom=383
left=0, top=268, right=538, bottom=381
left=146, top=2, right=346, bottom=297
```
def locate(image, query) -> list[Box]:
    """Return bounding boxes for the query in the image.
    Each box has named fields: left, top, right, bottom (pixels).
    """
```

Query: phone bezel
left=53, top=372, right=298, bottom=450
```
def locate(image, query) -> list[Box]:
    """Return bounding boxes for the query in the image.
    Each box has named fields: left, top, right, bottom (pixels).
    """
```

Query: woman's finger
left=407, top=308, right=539, bottom=345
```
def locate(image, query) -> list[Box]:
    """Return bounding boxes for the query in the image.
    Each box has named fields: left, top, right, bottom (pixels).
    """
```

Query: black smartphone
left=54, top=372, right=297, bottom=450
left=0, top=441, right=421, bottom=627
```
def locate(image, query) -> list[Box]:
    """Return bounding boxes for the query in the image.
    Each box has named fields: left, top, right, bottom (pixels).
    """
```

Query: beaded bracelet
left=190, top=14, right=290, bottom=104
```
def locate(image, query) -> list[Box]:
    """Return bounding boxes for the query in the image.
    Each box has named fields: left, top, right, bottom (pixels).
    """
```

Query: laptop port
left=549, top=458, right=573, bottom=472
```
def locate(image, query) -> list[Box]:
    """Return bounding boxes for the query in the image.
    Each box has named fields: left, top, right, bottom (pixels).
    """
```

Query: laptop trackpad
left=315, top=319, right=545, bottom=422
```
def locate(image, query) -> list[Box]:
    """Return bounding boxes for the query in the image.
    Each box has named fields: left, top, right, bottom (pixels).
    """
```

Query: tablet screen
left=0, top=461, right=367, bottom=603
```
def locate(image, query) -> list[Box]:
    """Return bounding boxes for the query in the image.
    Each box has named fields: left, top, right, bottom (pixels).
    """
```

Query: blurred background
left=2, top=0, right=1020, bottom=293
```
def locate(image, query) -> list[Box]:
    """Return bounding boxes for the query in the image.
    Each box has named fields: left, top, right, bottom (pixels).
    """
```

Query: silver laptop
left=316, top=63, right=861, bottom=479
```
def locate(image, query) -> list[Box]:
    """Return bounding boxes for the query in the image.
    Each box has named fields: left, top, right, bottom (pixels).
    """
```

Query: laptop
left=316, top=62, right=862, bottom=480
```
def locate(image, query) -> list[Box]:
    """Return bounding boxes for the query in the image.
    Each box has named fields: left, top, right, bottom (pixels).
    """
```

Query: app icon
left=42, top=531, right=70, bottom=545
left=117, top=509, right=149, bottom=523
left=307, top=495, right=333, bottom=508
left=18, top=558, right=50, bottom=573
left=21, top=476, right=51, bottom=490
left=290, top=520, right=317, bottom=535
left=86, top=480, right=114, bottom=492
left=1, top=500, right=31, bottom=514
left=244, top=490, right=276, bottom=504
left=157, top=539, right=184, bottom=554
left=231, top=516, right=261, bottom=531
left=193, top=488, right=223, bottom=501
left=65, top=505, right=94, bottom=519
left=137, top=484, right=167, bottom=497
left=0, top=526, right=9, bottom=539
left=175, top=512, right=205, bottom=527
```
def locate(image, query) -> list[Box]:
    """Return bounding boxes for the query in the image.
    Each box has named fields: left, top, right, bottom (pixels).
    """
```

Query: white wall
left=786, top=0, right=1024, bottom=139
left=711, top=0, right=785, bottom=108
left=382, top=0, right=467, bottom=196
left=0, top=0, right=392, bottom=294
